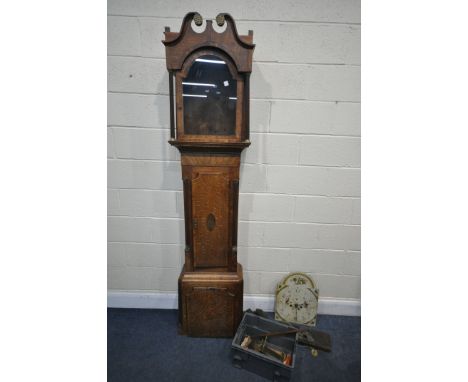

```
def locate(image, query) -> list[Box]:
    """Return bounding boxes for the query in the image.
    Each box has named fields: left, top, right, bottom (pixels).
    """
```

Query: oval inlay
left=206, top=213, right=216, bottom=231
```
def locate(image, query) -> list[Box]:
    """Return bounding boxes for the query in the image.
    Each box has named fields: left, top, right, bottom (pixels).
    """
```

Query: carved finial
left=193, top=13, right=203, bottom=26
left=216, top=13, right=225, bottom=26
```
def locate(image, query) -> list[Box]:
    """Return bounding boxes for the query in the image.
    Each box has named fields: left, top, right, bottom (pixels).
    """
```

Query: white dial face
left=275, top=274, right=318, bottom=325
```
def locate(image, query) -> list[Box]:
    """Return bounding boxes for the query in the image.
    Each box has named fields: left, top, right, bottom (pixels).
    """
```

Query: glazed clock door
left=175, top=51, right=244, bottom=143
left=191, top=168, right=230, bottom=268
left=182, top=54, right=237, bottom=136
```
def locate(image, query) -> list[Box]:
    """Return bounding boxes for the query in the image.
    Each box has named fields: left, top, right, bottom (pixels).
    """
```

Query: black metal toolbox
left=231, top=312, right=297, bottom=381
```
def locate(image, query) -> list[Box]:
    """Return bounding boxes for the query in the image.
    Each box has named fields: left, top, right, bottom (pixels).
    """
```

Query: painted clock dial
left=275, top=272, right=319, bottom=326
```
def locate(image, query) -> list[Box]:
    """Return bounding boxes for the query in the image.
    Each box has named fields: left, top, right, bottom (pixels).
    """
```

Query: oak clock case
left=162, top=13, right=255, bottom=337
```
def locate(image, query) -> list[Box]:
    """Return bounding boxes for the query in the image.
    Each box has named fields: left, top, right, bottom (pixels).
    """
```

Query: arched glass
left=183, top=54, right=237, bottom=136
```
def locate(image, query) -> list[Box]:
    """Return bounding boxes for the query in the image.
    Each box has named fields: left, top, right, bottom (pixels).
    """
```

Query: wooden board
left=192, top=170, right=230, bottom=268
left=179, top=263, right=244, bottom=337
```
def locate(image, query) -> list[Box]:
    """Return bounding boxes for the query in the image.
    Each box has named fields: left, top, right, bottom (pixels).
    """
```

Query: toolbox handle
left=233, top=354, right=244, bottom=369
left=273, top=370, right=282, bottom=382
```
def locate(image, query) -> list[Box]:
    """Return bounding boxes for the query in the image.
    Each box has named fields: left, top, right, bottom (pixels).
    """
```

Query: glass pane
left=183, top=55, right=237, bottom=136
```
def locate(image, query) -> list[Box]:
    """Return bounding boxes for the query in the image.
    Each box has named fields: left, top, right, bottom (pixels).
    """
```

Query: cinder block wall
left=107, top=0, right=361, bottom=302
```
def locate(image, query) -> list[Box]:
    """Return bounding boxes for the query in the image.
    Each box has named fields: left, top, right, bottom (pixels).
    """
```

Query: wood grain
left=192, top=170, right=230, bottom=268
left=162, top=13, right=254, bottom=73
left=179, top=264, right=244, bottom=337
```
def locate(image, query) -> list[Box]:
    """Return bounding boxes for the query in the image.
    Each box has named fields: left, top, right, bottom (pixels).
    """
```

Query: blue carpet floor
left=108, top=309, right=360, bottom=381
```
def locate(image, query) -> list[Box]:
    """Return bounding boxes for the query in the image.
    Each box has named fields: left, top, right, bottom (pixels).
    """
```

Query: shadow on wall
left=239, top=62, right=271, bottom=292
left=156, top=61, right=185, bottom=269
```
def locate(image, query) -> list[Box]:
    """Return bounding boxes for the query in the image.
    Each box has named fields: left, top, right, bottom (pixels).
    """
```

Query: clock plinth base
left=178, top=263, right=243, bottom=337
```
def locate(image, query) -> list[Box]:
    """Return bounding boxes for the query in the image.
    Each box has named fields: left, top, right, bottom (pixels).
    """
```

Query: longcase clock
left=162, top=12, right=255, bottom=337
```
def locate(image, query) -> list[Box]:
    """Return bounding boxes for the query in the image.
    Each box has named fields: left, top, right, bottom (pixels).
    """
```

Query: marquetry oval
left=206, top=213, right=216, bottom=231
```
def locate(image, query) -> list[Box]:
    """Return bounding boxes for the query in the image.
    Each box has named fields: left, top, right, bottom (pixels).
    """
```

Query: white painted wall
left=107, top=0, right=361, bottom=305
